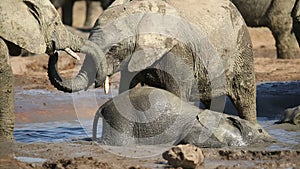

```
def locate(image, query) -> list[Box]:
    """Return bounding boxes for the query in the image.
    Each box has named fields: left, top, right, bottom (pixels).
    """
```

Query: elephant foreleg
left=268, top=0, right=299, bottom=59
left=84, top=0, right=95, bottom=27
left=62, top=0, right=75, bottom=26
left=229, top=25, right=257, bottom=123
left=0, top=39, right=15, bottom=157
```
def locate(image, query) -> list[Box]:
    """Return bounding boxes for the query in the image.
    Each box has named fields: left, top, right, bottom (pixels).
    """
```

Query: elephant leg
left=268, top=0, right=299, bottom=59
left=62, top=0, right=75, bottom=26
left=229, top=75, right=256, bottom=123
left=228, top=24, right=257, bottom=123
left=84, top=0, right=101, bottom=27
left=0, top=39, right=15, bottom=158
left=84, top=0, right=92, bottom=27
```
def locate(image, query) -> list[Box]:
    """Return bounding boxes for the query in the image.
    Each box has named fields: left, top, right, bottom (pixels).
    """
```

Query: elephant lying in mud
left=92, top=87, right=272, bottom=147
left=48, top=0, right=258, bottom=123
left=0, top=0, right=85, bottom=141
left=231, top=0, right=300, bottom=59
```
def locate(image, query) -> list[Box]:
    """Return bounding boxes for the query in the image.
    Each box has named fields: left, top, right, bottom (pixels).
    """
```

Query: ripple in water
left=14, top=120, right=101, bottom=143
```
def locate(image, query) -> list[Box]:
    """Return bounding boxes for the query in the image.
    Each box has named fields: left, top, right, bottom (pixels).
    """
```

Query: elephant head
left=47, top=0, right=177, bottom=93
left=0, top=0, right=85, bottom=56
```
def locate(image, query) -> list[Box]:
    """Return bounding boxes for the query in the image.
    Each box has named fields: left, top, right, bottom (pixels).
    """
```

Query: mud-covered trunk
left=0, top=39, right=15, bottom=158
left=48, top=40, right=108, bottom=93
left=48, top=52, right=97, bottom=92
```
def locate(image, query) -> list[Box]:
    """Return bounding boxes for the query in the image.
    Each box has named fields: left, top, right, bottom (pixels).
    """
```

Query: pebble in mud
left=162, top=144, right=204, bottom=169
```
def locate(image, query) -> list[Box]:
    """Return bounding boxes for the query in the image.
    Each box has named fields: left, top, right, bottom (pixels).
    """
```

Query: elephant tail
left=92, top=106, right=104, bottom=141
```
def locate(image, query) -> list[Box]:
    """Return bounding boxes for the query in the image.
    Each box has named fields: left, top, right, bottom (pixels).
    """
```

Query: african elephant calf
left=93, top=86, right=272, bottom=147
left=48, top=0, right=257, bottom=123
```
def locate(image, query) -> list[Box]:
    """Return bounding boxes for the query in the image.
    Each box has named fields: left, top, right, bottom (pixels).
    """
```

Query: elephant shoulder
left=0, top=0, right=46, bottom=54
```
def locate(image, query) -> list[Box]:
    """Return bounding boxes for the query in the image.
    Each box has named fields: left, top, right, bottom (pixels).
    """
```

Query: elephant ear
left=128, top=44, right=173, bottom=72
left=127, top=33, right=177, bottom=72
left=0, top=0, right=46, bottom=54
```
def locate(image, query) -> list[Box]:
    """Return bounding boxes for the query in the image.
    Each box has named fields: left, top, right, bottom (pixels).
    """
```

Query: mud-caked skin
left=0, top=0, right=85, bottom=141
left=93, top=87, right=272, bottom=147
left=48, top=0, right=257, bottom=123
left=231, top=0, right=300, bottom=59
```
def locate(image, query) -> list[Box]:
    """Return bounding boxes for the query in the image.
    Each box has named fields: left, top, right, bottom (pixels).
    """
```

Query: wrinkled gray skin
left=278, top=106, right=300, bottom=125
left=0, top=0, right=85, bottom=142
left=231, top=0, right=300, bottom=59
left=50, top=0, right=115, bottom=27
left=93, top=87, right=272, bottom=147
left=48, top=0, right=257, bottom=123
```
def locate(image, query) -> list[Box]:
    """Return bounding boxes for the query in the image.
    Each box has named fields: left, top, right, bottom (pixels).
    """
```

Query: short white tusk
left=104, top=76, right=110, bottom=94
left=64, top=48, right=80, bottom=60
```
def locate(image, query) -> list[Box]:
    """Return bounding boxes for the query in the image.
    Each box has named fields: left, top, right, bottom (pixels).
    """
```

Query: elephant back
left=165, top=0, right=247, bottom=55
left=0, top=0, right=46, bottom=54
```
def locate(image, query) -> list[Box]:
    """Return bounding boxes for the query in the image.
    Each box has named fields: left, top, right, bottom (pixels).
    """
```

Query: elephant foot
left=277, top=106, right=300, bottom=125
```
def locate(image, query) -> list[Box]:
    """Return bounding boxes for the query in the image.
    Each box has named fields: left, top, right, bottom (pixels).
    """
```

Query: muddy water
left=14, top=81, right=300, bottom=150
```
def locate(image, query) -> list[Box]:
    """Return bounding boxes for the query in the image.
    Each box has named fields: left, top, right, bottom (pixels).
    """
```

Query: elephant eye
left=108, top=44, right=119, bottom=55
left=109, top=44, right=119, bottom=53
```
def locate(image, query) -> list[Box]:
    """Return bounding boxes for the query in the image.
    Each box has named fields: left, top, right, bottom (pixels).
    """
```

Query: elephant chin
left=47, top=52, right=95, bottom=93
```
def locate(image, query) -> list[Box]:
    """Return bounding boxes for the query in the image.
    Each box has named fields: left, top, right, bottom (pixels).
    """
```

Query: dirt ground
left=4, top=1, right=300, bottom=169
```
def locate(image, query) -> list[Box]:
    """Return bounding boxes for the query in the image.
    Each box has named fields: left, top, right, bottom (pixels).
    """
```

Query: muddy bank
left=1, top=142, right=298, bottom=169
left=10, top=85, right=300, bottom=168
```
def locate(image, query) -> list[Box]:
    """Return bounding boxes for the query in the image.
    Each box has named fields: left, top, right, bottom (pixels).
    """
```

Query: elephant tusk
left=104, top=76, right=110, bottom=94
left=64, top=48, right=81, bottom=60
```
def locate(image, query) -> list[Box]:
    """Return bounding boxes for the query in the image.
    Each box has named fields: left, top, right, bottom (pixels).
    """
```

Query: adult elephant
left=48, top=0, right=257, bottom=123
left=0, top=0, right=85, bottom=144
left=50, top=0, right=115, bottom=27
left=231, top=0, right=300, bottom=59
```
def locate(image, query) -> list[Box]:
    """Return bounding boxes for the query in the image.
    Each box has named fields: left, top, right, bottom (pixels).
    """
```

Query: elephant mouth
left=63, top=48, right=81, bottom=60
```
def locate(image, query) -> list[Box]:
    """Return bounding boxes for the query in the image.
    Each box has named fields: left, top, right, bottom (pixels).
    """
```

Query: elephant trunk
left=48, top=40, right=109, bottom=93
left=51, top=29, right=85, bottom=53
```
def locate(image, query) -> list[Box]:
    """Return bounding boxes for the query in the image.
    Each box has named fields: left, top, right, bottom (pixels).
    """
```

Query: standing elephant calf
left=48, top=0, right=257, bottom=123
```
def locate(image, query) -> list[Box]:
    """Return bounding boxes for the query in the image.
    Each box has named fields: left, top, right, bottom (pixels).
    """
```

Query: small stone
left=162, top=144, right=204, bottom=169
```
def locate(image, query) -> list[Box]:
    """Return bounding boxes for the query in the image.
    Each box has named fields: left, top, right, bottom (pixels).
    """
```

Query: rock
left=162, top=144, right=204, bottom=169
